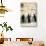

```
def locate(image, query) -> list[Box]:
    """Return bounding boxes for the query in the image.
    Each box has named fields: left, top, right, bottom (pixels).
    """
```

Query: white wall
left=0, top=0, right=46, bottom=45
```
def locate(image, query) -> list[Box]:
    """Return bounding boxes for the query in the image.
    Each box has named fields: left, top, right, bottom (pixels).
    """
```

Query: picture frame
left=20, top=2, right=37, bottom=27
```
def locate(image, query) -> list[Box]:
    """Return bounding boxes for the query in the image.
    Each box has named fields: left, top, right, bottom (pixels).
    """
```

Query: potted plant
left=0, top=22, right=13, bottom=44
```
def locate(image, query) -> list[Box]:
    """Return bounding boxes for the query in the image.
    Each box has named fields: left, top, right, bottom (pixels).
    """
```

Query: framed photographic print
left=20, top=2, right=37, bottom=27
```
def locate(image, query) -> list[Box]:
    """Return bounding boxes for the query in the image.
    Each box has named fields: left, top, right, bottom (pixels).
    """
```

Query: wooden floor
left=0, top=41, right=30, bottom=46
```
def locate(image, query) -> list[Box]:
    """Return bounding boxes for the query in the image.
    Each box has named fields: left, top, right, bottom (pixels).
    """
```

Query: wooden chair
left=16, top=38, right=33, bottom=41
left=16, top=38, right=33, bottom=44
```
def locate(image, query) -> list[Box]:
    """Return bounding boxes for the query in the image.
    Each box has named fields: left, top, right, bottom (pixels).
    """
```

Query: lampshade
left=0, top=0, right=8, bottom=14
